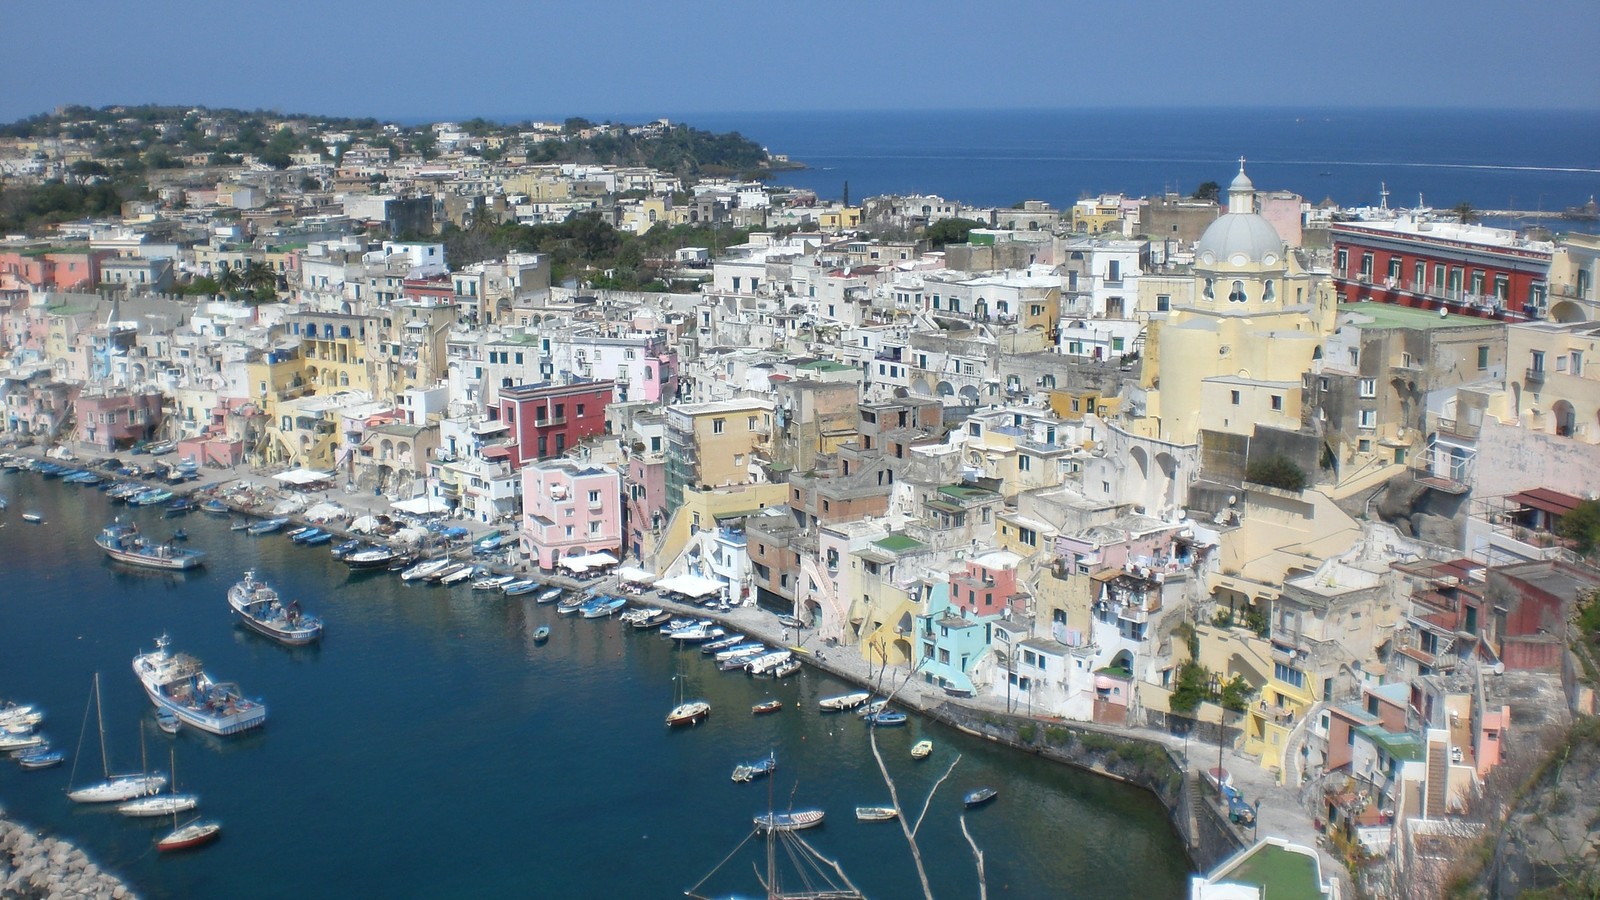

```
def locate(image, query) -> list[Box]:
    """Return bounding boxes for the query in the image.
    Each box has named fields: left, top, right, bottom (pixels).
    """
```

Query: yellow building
left=649, top=482, right=789, bottom=574
left=1144, top=164, right=1336, bottom=445
left=664, top=398, right=774, bottom=511
left=818, top=206, right=863, bottom=231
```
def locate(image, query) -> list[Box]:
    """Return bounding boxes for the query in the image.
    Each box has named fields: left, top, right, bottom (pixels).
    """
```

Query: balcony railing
left=1525, top=367, right=1546, bottom=384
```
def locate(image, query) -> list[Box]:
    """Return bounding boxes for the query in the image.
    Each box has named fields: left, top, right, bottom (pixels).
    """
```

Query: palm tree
left=242, top=261, right=278, bottom=303
left=214, top=265, right=243, bottom=300
left=1452, top=202, right=1478, bottom=225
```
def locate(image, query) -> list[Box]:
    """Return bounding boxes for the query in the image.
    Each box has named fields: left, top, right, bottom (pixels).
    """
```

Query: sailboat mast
left=95, top=672, right=111, bottom=778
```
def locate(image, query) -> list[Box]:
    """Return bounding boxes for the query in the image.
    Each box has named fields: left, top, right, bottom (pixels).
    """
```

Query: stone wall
left=0, top=816, right=136, bottom=898
left=1475, top=417, right=1600, bottom=499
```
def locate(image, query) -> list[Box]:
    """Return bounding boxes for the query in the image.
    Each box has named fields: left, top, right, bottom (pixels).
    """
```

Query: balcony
left=1525, top=367, right=1545, bottom=384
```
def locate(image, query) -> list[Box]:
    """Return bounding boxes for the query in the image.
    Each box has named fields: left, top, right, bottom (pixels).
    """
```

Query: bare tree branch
left=961, top=814, right=988, bottom=900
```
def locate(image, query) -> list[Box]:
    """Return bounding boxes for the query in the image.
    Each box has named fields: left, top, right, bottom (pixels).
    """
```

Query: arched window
left=1262, top=280, right=1276, bottom=302
left=1229, top=281, right=1247, bottom=303
left=1203, top=278, right=1215, bottom=300
left=643, top=366, right=653, bottom=380
left=339, top=371, right=349, bottom=387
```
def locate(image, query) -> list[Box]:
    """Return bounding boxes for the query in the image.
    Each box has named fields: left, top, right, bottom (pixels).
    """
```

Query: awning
left=391, top=496, right=449, bottom=515
left=273, top=468, right=335, bottom=486
left=1508, top=487, right=1582, bottom=517
left=616, top=566, right=657, bottom=585
left=483, top=445, right=511, bottom=459
left=656, top=574, right=723, bottom=598
left=559, top=551, right=619, bottom=572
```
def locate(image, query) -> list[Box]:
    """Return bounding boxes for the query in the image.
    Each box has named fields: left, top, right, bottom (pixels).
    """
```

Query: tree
left=1453, top=202, right=1479, bottom=225
left=411, top=129, right=437, bottom=162
left=1245, top=454, right=1307, bottom=492
left=67, top=160, right=110, bottom=186
left=1192, top=181, right=1221, bottom=202
left=215, top=265, right=243, bottom=299
left=1557, top=499, right=1600, bottom=556
left=241, top=260, right=278, bottom=302
left=922, top=217, right=986, bottom=248
left=1168, top=660, right=1211, bottom=714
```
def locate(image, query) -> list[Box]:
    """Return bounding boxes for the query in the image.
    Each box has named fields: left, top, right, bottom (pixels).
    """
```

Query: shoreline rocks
left=0, top=815, right=136, bottom=899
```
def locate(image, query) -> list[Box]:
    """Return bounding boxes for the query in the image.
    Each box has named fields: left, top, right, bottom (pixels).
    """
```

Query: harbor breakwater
left=0, top=815, right=136, bottom=899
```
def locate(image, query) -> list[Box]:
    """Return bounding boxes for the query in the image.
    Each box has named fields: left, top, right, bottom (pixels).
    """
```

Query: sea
left=673, top=107, right=1600, bottom=229
left=0, top=473, right=1188, bottom=899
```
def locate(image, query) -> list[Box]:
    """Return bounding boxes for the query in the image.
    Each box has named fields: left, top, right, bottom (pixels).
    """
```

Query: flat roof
left=1338, top=301, right=1492, bottom=331
left=1211, top=842, right=1328, bottom=900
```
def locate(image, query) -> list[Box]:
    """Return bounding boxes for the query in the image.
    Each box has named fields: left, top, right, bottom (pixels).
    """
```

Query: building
left=663, top=397, right=773, bottom=511
left=519, top=459, right=622, bottom=570
left=1330, top=216, right=1553, bottom=320
left=497, top=380, right=615, bottom=469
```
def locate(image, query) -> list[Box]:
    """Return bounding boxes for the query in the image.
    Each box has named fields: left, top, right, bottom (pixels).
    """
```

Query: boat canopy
left=273, top=468, right=335, bottom=486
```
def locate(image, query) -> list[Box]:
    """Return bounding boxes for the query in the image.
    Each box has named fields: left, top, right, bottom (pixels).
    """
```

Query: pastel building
left=519, top=460, right=622, bottom=570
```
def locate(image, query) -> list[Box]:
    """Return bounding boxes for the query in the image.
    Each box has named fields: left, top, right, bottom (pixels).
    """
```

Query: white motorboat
left=744, top=650, right=794, bottom=677
left=819, top=691, right=873, bottom=712
left=400, top=558, right=453, bottom=582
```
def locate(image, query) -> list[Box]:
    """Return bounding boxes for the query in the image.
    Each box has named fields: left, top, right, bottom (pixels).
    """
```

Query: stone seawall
left=0, top=815, right=136, bottom=899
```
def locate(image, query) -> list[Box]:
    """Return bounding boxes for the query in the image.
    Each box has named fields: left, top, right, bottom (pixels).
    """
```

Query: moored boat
left=245, top=517, right=288, bottom=536
left=400, top=557, right=452, bottom=581
left=473, top=574, right=516, bottom=591
left=15, top=747, right=65, bottom=769
left=95, top=522, right=205, bottom=570
left=534, top=587, right=564, bottom=604
left=771, top=658, right=803, bottom=679
left=855, top=806, right=898, bottom=822
left=701, top=633, right=747, bottom=653
left=156, top=710, right=181, bottom=734
left=344, top=546, right=402, bottom=569
left=863, top=710, right=908, bottom=727
left=438, top=564, right=478, bottom=586
left=200, top=498, right=230, bottom=516
left=753, top=809, right=824, bottom=832
left=963, top=787, right=999, bottom=808
left=744, top=650, right=793, bottom=676
left=227, top=570, right=323, bottom=645
left=133, top=635, right=267, bottom=736
left=67, top=674, right=167, bottom=803
left=751, top=699, right=783, bottom=715
left=556, top=594, right=588, bottom=615
left=731, top=753, right=777, bottom=783
left=118, top=792, right=198, bottom=818
left=533, top=625, right=550, bottom=643
left=21, top=512, right=43, bottom=524
left=634, top=608, right=673, bottom=629
left=911, top=739, right=933, bottom=760
left=288, top=526, right=325, bottom=544
left=666, top=700, right=711, bottom=727
left=157, top=819, right=220, bottom=852
left=580, top=595, right=627, bottom=618
left=819, top=691, right=872, bottom=712
left=501, top=579, right=540, bottom=596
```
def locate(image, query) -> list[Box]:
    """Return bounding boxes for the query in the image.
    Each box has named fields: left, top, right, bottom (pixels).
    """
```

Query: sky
left=4, top=0, right=1598, bottom=124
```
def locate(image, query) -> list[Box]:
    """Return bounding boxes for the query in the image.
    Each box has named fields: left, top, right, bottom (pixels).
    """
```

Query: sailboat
left=66, top=673, right=166, bottom=803
left=118, top=743, right=198, bottom=817
left=686, top=808, right=862, bottom=899
left=664, top=658, right=710, bottom=728
left=157, top=766, right=220, bottom=855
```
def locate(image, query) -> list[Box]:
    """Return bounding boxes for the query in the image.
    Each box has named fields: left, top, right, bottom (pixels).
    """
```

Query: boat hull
left=68, top=776, right=167, bottom=803
left=157, top=821, right=220, bottom=852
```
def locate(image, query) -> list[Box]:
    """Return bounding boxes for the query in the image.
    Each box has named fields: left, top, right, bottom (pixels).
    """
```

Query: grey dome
left=1196, top=213, right=1284, bottom=267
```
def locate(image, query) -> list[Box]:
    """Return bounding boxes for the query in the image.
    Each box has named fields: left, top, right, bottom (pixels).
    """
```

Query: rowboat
left=862, top=710, right=907, bottom=727
left=731, top=753, right=776, bottom=783
left=753, top=809, right=824, bottom=832
left=819, top=691, right=872, bottom=712
left=855, top=806, right=898, bottom=822
left=963, top=787, right=999, bottom=808
left=910, top=740, right=933, bottom=760
left=533, top=626, right=550, bottom=643
left=751, top=699, right=782, bottom=716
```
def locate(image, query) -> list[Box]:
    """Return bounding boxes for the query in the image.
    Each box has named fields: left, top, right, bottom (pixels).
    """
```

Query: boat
left=164, top=497, right=196, bottom=516
left=128, top=488, right=174, bottom=507
left=156, top=710, right=180, bottom=735
left=120, top=747, right=195, bottom=819
left=556, top=594, right=589, bottom=616
left=344, top=546, right=402, bottom=569
left=731, top=753, right=777, bottom=783
left=533, top=625, right=550, bottom=643
left=863, top=710, right=908, bottom=727
left=715, top=642, right=766, bottom=663
left=0, top=731, right=44, bottom=752
left=701, top=633, right=747, bottom=653
left=438, top=565, right=478, bottom=586
left=502, top=579, right=540, bottom=596
left=95, top=522, right=206, bottom=570
left=910, top=739, right=933, bottom=760
left=301, top=530, right=333, bottom=546
left=744, top=650, right=794, bottom=676
left=227, top=570, right=323, bottom=645
left=751, top=699, right=783, bottom=715
left=133, top=635, right=268, bottom=736
left=427, top=562, right=472, bottom=584
left=284, top=526, right=312, bottom=541
left=857, top=699, right=888, bottom=718
left=634, top=609, right=673, bottom=629
left=473, top=574, right=516, bottom=591
left=778, top=614, right=806, bottom=630
left=200, top=498, right=230, bottom=516
left=230, top=519, right=250, bottom=531
left=819, top=691, right=872, bottom=712
left=330, top=538, right=362, bottom=559
left=66, top=674, right=167, bottom=803
left=288, top=527, right=325, bottom=544
left=581, top=596, right=627, bottom=618
left=170, top=529, right=188, bottom=542
left=665, top=661, right=710, bottom=728
left=245, top=517, right=288, bottom=536
left=854, top=806, right=898, bottom=822
left=753, top=809, right=825, bottom=832
left=16, top=747, right=65, bottom=769
left=401, top=557, right=453, bottom=582
left=156, top=818, right=221, bottom=853
left=771, top=659, right=803, bottom=679
left=21, top=513, right=42, bottom=524
left=534, top=587, right=565, bottom=604
left=0, top=702, right=43, bottom=729
left=666, top=622, right=724, bottom=644
left=963, top=787, right=999, bottom=808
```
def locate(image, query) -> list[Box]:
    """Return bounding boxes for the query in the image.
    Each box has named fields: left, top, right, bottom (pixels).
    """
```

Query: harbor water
left=0, top=471, right=1189, bottom=898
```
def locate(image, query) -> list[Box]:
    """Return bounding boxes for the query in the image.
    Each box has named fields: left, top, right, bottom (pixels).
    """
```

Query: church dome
left=1196, top=213, right=1284, bottom=267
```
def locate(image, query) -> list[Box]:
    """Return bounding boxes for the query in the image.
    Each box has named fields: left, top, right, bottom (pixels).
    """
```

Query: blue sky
left=4, top=0, right=1598, bottom=123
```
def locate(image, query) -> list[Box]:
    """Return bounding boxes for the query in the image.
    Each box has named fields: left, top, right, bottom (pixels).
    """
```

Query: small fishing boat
left=753, top=809, right=824, bottom=832
left=201, top=498, right=230, bottom=516
left=535, top=587, right=564, bottom=604
left=0, top=703, right=44, bottom=729
left=156, top=819, right=221, bottom=852
left=301, top=530, right=333, bottom=546
left=533, top=625, right=550, bottom=643
left=284, top=526, right=312, bottom=541
left=911, top=740, right=933, bottom=760
left=0, top=732, right=45, bottom=752
left=863, top=710, right=908, bottom=727
left=438, top=565, right=478, bottom=586
left=857, top=699, right=888, bottom=718
left=245, top=517, right=288, bottom=536
left=330, top=539, right=362, bottom=559
left=502, top=579, right=540, bottom=596
left=15, top=747, right=65, bottom=769
left=288, top=527, right=325, bottom=544
left=428, top=562, right=472, bottom=584
left=819, top=691, right=872, bottom=712
left=634, top=609, right=673, bottom=629
left=170, top=529, right=188, bottom=542
left=855, top=806, right=898, bottom=822
left=21, top=513, right=43, bottom=524
left=744, top=650, right=794, bottom=676
left=666, top=622, right=724, bottom=644
left=156, top=710, right=181, bottom=735
left=400, top=558, right=452, bottom=582
left=702, top=633, right=747, bottom=654
left=343, top=546, right=402, bottom=569
left=230, top=520, right=250, bottom=531
left=963, top=787, right=999, bottom=808
left=164, top=497, right=196, bottom=516
left=227, top=570, right=323, bottom=645
left=556, top=594, right=589, bottom=616
left=771, top=659, right=803, bottom=679
left=473, top=574, right=516, bottom=591
left=751, top=699, right=783, bottom=716
left=580, top=596, right=627, bottom=618
left=731, top=753, right=777, bottom=783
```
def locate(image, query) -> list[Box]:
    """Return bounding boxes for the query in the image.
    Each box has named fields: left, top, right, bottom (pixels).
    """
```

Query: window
left=565, top=525, right=574, bottom=537
left=1531, top=350, right=1545, bottom=373
left=1273, top=662, right=1306, bottom=689
left=1336, top=249, right=1348, bottom=273
left=1270, top=395, right=1283, bottom=411
left=969, top=422, right=982, bottom=437
left=1203, top=278, right=1215, bottom=300
left=1358, top=378, right=1376, bottom=398
left=1413, top=260, right=1425, bottom=289
left=1156, top=294, right=1170, bottom=312
left=587, top=490, right=600, bottom=504
left=589, top=521, right=602, bottom=535
left=1359, top=409, right=1376, bottom=429
left=1017, top=527, right=1037, bottom=547
left=712, top=418, right=725, bottom=434
left=616, top=366, right=627, bottom=380
left=1018, top=455, right=1031, bottom=472
left=1230, top=390, right=1241, bottom=406
left=1477, top=345, right=1489, bottom=370
left=1388, top=257, right=1403, bottom=281
left=1229, top=280, right=1247, bottom=303
left=747, top=416, right=758, bottom=430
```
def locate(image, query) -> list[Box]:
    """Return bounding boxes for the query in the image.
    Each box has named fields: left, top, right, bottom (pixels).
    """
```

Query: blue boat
left=133, top=635, right=267, bottom=736
left=289, top=527, right=325, bottom=544
left=301, top=531, right=333, bottom=546
left=731, top=753, right=777, bottom=783
left=502, top=579, right=540, bottom=596
left=963, top=787, right=998, bottom=808
left=330, top=539, right=362, bottom=559
left=533, top=626, right=550, bottom=643
left=165, top=497, right=196, bottom=516
left=15, top=746, right=65, bottom=769
left=863, top=710, right=908, bottom=727
left=580, top=596, right=628, bottom=618
left=96, top=522, right=206, bottom=571
left=246, top=517, right=288, bottom=536
left=201, top=498, right=230, bottom=516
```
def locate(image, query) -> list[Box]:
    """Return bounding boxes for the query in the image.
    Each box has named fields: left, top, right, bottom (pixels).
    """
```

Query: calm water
left=678, top=107, right=1600, bottom=223
left=0, top=472, right=1187, bottom=899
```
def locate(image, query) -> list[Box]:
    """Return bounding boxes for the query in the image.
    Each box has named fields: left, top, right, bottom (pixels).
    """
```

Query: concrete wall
left=1474, top=417, right=1600, bottom=498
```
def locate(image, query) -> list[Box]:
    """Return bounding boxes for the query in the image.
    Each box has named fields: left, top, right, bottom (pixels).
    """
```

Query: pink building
left=0, top=249, right=113, bottom=292
left=950, top=551, right=1022, bottom=618
left=520, top=459, right=622, bottom=570
left=76, top=390, right=164, bottom=452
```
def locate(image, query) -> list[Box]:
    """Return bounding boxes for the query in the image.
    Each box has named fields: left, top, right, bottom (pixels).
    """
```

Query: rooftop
left=1337, top=301, right=1495, bottom=331
left=1203, top=840, right=1331, bottom=900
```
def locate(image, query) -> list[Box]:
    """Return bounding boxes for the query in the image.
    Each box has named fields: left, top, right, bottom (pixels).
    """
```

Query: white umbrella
left=349, top=515, right=379, bottom=534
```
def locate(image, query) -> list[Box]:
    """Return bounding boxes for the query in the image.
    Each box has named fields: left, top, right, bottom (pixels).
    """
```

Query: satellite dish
left=1438, top=306, right=1449, bottom=318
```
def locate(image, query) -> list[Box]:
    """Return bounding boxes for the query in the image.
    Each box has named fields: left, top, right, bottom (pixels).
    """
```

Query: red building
left=1331, top=217, right=1553, bottom=321
left=498, top=380, right=614, bottom=469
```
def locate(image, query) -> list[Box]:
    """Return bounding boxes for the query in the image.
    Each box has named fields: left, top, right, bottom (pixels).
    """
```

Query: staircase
left=1424, top=737, right=1449, bottom=818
